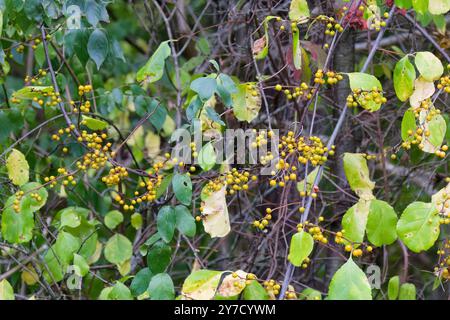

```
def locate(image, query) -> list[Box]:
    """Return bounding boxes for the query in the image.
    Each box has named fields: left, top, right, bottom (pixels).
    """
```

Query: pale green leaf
left=288, top=230, right=314, bottom=266
left=397, top=202, right=440, bottom=252
left=231, top=82, right=261, bottom=123
left=198, top=142, right=216, bottom=171
left=414, top=51, right=444, bottom=81
left=104, top=210, right=124, bottom=230
left=343, top=153, right=375, bottom=199
left=393, top=56, right=415, bottom=102
left=289, top=0, right=310, bottom=22
left=6, top=149, right=29, bottom=186
left=104, top=234, right=133, bottom=264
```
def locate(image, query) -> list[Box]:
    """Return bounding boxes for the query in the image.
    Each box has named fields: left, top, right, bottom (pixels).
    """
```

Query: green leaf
left=157, top=206, right=176, bottom=243
left=54, top=231, right=80, bottom=264
left=427, top=114, right=446, bottom=148
left=131, top=212, right=143, bottom=230
left=388, top=276, right=400, bottom=300
left=346, top=73, right=383, bottom=111
left=366, top=200, right=398, bottom=246
left=395, top=0, right=412, bottom=9
left=104, top=210, right=124, bottom=230
left=393, top=56, right=415, bottom=102
left=397, top=202, right=440, bottom=252
left=301, top=288, right=322, bottom=300
left=130, top=268, right=153, bottom=297
left=20, top=182, right=48, bottom=212
left=172, top=173, right=192, bottom=206
left=1, top=196, right=34, bottom=244
left=148, top=273, right=175, bottom=300
left=6, top=149, right=29, bottom=186
left=231, top=82, right=262, bottom=123
left=136, top=41, right=171, bottom=83
left=174, top=205, right=196, bottom=237
left=343, top=153, right=375, bottom=200
left=0, top=279, right=14, bottom=300
left=190, top=77, right=217, bottom=101
left=428, top=0, right=450, bottom=15
left=99, top=282, right=133, bottom=300
left=181, top=269, right=223, bottom=300
left=73, top=253, right=89, bottom=277
left=398, top=283, right=416, bottom=300
left=288, top=230, right=314, bottom=266
left=327, top=258, right=372, bottom=300
left=292, top=27, right=302, bottom=70
left=87, top=29, right=108, bottom=70
left=289, top=0, right=310, bottom=22
left=60, top=208, right=82, bottom=229
left=147, top=241, right=171, bottom=273
left=13, top=86, right=53, bottom=99
left=413, top=0, right=429, bottom=14
left=81, top=115, right=108, bottom=131
left=401, top=109, right=417, bottom=142
left=198, top=142, right=216, bottom=171
left=414, top=51, right=444, bottom=81
left=243, top=280, right=270, bottom=300
left=342, top=199, right=370, bottom=244
left=347, top=72, right=382, bottom=91
left=104, top=234, right=133, bottom=265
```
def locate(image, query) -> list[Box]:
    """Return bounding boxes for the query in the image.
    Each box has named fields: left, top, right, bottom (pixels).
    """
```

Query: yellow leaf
left=21, top=264, right=39, bottom=285
left=217, top=270, right=248, bottom=297
left=202, top=185, right=230, bottom=238
left=231, top=83, right=262, bottom=123
left=6, top=149, right=29, bottom=186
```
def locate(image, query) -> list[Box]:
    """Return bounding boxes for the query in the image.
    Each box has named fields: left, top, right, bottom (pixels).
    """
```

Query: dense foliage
left=0, top=0, right=450, bottom=300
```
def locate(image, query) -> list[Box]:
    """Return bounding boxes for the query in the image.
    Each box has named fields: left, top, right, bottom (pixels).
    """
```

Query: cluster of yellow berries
left=280, top=133, right=331, bottom=166
left=74, top=100, right=91, bottom=113
left=263, top=279, right=282, bottom=296
left=252, top=208, right=273, bottom=230
left=25, top=68, right=48, bottom=85
left=275, top=82, right=315, bottom=100
left=250, top=130, right=270, bottom=149
left=44, top=168, right=76, bottom=188
left=203, top=168, right=258, bottom=198
left=322, top=17, right=343, bottom=36
left=12, top=191, right=24, bottom=213
left=102, top=166, right=128, bottom=186
left=51, top=124, right=76, bottom=141
left=113, top=172, right=164, bottom=211
left=31, top=38, right=41, bottom=50
left=368, top=11, right=389, bottom=31
left=435, top=240, right=450, bottom=280
left=435, top=192, right=450, bottom=224
left=16, top=44, right=25, bottom=53
left=346, top=87, right=387, bottom=108
left=313, top=70, right=343, bottom=86
left=335, top=230, right=374, bottom=257
left=231, top=272, right=257, bottom=287
left=437, top=70, right=450, bottom=93
left=76, top=130, right=112, bottom=169
left=78, top=84, right=92, bottom=96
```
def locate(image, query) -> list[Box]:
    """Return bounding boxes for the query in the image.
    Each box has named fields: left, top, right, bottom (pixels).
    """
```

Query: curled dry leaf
left=252, top=36, right=266, bottom=57
left=217, top=270, right=248, bottom=297
left=409, top=77, right=435, bottom=108
left=202, top=185, right=231, bottom=238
